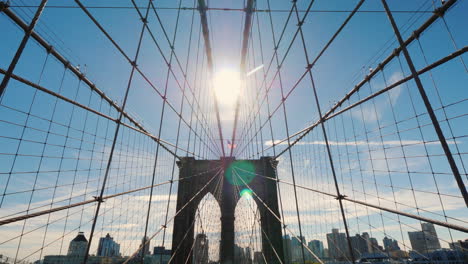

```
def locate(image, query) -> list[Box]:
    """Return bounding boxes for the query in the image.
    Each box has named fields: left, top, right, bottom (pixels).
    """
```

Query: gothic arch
left=172, top=157, right=284, bottom=264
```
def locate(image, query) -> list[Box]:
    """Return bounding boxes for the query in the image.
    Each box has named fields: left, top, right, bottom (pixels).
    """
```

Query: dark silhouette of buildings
left=193, top=233, right=209, bottom=264
left=138, top=236, right=151, bottom=258
left=408, top=223, right=441, bottom=256
left=172, top=157, right=284, bottom=264
left=326, top=228, right=349, bottom=261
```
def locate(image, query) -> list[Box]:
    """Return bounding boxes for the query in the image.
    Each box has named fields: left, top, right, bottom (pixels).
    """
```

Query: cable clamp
left=306, top=63, right=313, bottom=70
left=141, top=18, right=148, bottom=24
left=433, top=6, right=445, bottom=17
left=392, top=48, right=401, bottom=57
left=94, top=196, right=104, bottom=203
left=0, top=1, right=9, bottom=12
left=162, top=225, right=167, bottom=229
left=46, top=45, right=54, bottom=54
left=297, top=20, right=304, bottom=27
left=131, top=60, right=138, bottom=67
left=412, top=30, right=421, bottom=40
left=335, top=194, right=346, bottom=200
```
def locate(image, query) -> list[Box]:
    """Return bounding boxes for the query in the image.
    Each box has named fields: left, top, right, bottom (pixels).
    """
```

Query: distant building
left=153, top=246, right=171, bottom=256
left=245, top=247, right=253, bottom=264
left=43, top=232, right=129, bottom=264
left=68, top=231, right=88, bottom=257
left=282, top=235, right=292, bottom=264
left=427, top=248, right=466, bottom=263
left=234, top=244, right=252, bottom=263
left=361, top=232, right=371, bottom=253
left=193, top=233, right=209, bottom=264
left=382, top=236, right=400, bottom=253
left=350, top=234, right=368, bottom=259
left=449, top=239, right=468, bottom=251
left=307, top=239, right=324, bottom=262
left=234, top=244, right=246, bottom=263
left=138, top=236, right=151, bottom=258
left=97, top=233, right=120, bottom=257
left=291, top=235, right=305, bottom=262
left=326, top=228, right=349, bottom=261
left=408, top=223, right=441, bottom=256
left=369, top=237, right=383, bottom=252
left=253, top=251, right=264, bottom=264
left=44, top=255, right=127, bottom=264
left=145, top=246, right=171, bottom=264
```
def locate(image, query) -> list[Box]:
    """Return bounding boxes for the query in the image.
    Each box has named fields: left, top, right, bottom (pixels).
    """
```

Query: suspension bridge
left=0, top=0, right=467, bottom=263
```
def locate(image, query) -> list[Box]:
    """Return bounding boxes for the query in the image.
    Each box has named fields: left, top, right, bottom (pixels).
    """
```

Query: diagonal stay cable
left=130, top=0, right=222, bottom=156
left=167, top=170, right=223, bottom=264
left=197, top=0, right=225, bottom=157
left=0, top=165, right=220, bottom=226
left=122, top=167, right=222, bottom=264
left=268, top=45, right=467, bottom=158
left=237, top=0, right=365, bottom=157
left=270, top=0, right=459, bottom=158
left=234, top=165, right=468, bottom=234
left=232, top=176, right=284, bottom=264
left=74, top=0, right=221, bottom=158
left=0, top=6, right=195, bottom=159
left=232, top=166, right=326, bottom=264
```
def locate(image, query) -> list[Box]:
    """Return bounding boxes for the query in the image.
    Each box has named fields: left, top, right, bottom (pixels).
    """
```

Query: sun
left=212, top=68, right=242, bottom=107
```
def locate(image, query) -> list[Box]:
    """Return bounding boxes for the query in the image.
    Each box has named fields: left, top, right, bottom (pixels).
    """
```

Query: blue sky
left=0, top=0, right=467, bottom=262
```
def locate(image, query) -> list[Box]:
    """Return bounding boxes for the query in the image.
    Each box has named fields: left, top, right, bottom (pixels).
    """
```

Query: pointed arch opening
left=235, top=189, right=263, bottom=264
left=193, top=192, right=221, bottom=263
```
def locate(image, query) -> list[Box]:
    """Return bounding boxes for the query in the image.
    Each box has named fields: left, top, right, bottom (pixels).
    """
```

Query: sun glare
left=212, top=69, right=242, bottom=106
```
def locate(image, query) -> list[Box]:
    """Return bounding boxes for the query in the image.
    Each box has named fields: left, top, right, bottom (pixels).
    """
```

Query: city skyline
left=0, top=0, right=467, bottom=263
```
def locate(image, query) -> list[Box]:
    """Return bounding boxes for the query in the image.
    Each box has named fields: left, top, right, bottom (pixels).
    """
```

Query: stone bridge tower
left=171, top=157, right=284, bottom=264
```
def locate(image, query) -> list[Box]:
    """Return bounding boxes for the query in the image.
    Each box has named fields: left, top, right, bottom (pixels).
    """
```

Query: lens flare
left=224, top=160, right=256, bottom=186
left=240, top=188, right=253, bottom=199
left=212, top=68, right=241, bottom=107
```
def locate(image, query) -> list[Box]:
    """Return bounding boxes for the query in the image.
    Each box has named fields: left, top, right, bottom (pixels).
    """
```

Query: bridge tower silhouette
left=172, top=157, right=284, bottom=264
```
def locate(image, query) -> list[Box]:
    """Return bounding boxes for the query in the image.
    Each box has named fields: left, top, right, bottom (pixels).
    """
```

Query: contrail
left=246, top=64, right=264, bottom=76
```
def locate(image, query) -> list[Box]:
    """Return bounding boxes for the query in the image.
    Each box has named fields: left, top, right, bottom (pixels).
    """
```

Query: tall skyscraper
left=369, top=237, right=382, bottom=252
left=138, top=236, right=151, bottom=258
left=67, top=232, right=88, bottom=258
left=408, top=223, right=441, bottom=255
left=193, top=233, right=209, bottom=264
left=308, top=239, right=324, bottom=261
left=245, top=246, right=253, bottom=264
left=326, top=228, right=349, bottom=261
left=291, top=235, right=305, bottom=262
left=421, top=223, right=441, bottom=251
left=253, top=251, right=264, bottom=264
left=449, top=239, right=468, bottom=251
left=383, top=236, right=400, bottom=252
left=283, top=235, right=292, bottom=264
left=350, top=234, right=368, bottom=259
left=153, top=246, right=171, bottom=263
left=97, top=233, right=120, bottom=257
